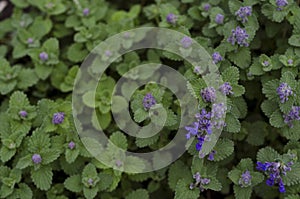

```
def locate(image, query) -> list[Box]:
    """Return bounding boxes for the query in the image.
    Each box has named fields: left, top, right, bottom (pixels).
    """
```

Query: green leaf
left=16, top=155, right=32, bottom=169
left=0, top=147, right=16, bottom=162
left=212, top=138, right=234, bottom=161
left=64, top=175, right=82, bottom=193
left=98, top=173, right=112, bottom=191
left=227, top=48, right=251, bottom=69
left=289, top=34, right=300, bottom=47
left=65, top=148, right=80, bottom=163
left=28, top=17, right=52, bottom=39
left=31, top=166, right=53, bottom=190
left=233, top=185, right=252, bottom=199
left=224, top=113, right=241, bottom=133
left=82, top=163, right=98, bottom=178
left=125, top=189, right=149, bottom=199
left=16, top=183, right=33, bottom=199
left=262, top=79, right=280, bottom=101
left=67, top=43, right=88, bottom=63
left=261, top=100, right=278, bottom=117
left=109, top=131, right=128, bottom=150
left=174, top=179, right=199, bottom=199
left=257, top=147, right=281, bottom=163
left=270, top=109, right=285, bottom=128
left=168, top=161, right=191, bottom=191
left=222, top=66, right=240, bottom=85
left=83, top=187, right=98, bottom=199
left=17, top=69, right=39, bottom=89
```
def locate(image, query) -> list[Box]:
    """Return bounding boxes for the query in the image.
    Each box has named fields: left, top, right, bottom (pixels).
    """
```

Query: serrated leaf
left=109, top=131, right=128, bottom=150
left=227, top=48, right=251, bottom=69
left=174, top=179, right=199, bottom=199
left=224, top=113, right=241, bottom=133
left=233, top=185, right=252, bottom=199
left=270, top=109, right=285, bottom=128
left=257, top=147, right=281, bottom=163
left=212, top=138, right=234, bottom=161
left=168, top=161, right=191, bottom=191
left=31, top=166, right=53, bottom=190
left=125, top=189, right=149, bottom=199
left=222, top=66, right=240, bottom=85
left=64, top=175, right=82, bottom=193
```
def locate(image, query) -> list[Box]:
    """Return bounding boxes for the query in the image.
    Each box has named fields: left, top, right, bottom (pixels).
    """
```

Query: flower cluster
left=185, top=103, right=227, bottom=151
left=212, top=52, right=223, bottom=64
left=256, top=161, right=293, bottom=193
left=52, top=112, right=65, bottom=124
left=227, top=26, right=249, bottom=47
left=219, top=82, right=233, bottom=96
left=235, top=6, right=252, bottom=23
left=211, top=103, right=227, bottom=129
left=189, top=172, right=211, bottom=191
left=68, top=141, right=76, bottom=150
left=238, top=170, right=252, bottom=187
left=201, top=87, right=216, bottom=103
left=83, top=8, right=90, bottom=16
left=142, top=93, right=156, bottom=110
left=276, top=82, right=293, bottom=103
left=166, top=13, right=177, bottom=24
left=283, top=106, right=300, bottom=127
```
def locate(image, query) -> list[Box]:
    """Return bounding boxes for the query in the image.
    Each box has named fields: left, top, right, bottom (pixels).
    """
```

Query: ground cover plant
left=0, top=0, right=300, bottom=198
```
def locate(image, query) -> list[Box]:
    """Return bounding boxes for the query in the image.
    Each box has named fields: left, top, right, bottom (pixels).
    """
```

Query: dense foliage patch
left=1, top=0, right=300, bottom=198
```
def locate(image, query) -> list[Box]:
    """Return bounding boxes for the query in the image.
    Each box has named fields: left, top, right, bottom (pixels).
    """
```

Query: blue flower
left=215, top=14, right=224, bottom=24
left=180, top=36, right=193, bottom=48
left=219, top=82, right=233, bottom=96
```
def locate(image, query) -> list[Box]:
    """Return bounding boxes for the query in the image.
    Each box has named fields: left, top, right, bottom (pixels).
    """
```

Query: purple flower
left=256, top=161, right=292, bottom=193
left=263, top=60, right=269, bottom=66
left=143, top=93, right=156, bottom=110
left=215, top=14, right=224, bottom=24
left=190, top=172, right=210, bottom=191
left=195, top=109, right=213, bottom=134
left=185, top=122, right=199, bottom=139
left=219, top=82, right=233, bottom=96
left=19, top=110, right=28, bottom=118
left=287, top=59, right=293, bottom=65
left=32, top=154, right=42, bottom=164
left=180, top=36, right=193, bottom=48
left=211, top=103, right=227, bottom=119
left=276, top=82, right=293, bottom=103
left=276, top=0, right=288, bottom=10
left=201, top=87, right=216, bottom=102
left=278, top=179, right=286, bottom=193
left=68, top=141, right=76, bottom=150
left=115, top=160, right=123, bottom=167
left=207, top=150, right=216, bottom=161
left=239, top=170, right=252, bottom=187
left=105, top=50, right=112, bottom=57
left=227, top=26, right=249, bottom=47
left=39, top=52, right=48, bottom=61
left=194, top=66, right=202, bottom=74
left=83, top=8, right=90, bottom=16
left=212, top=52, right=223, bottom=64
left=87, top=178, right=94, bottom=186
left=235, top=6, right=252, bottom=23
left=166, top=13, right=177, bottom=24
left=196, top=136, right=205, bottom=151
left=203, top=3, right=211, bottom=11
left=283, top=106, right=300, bottom=127
left=52, top=112, right=65, bottom=124
left=27, top=38, right=33, bottom=44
